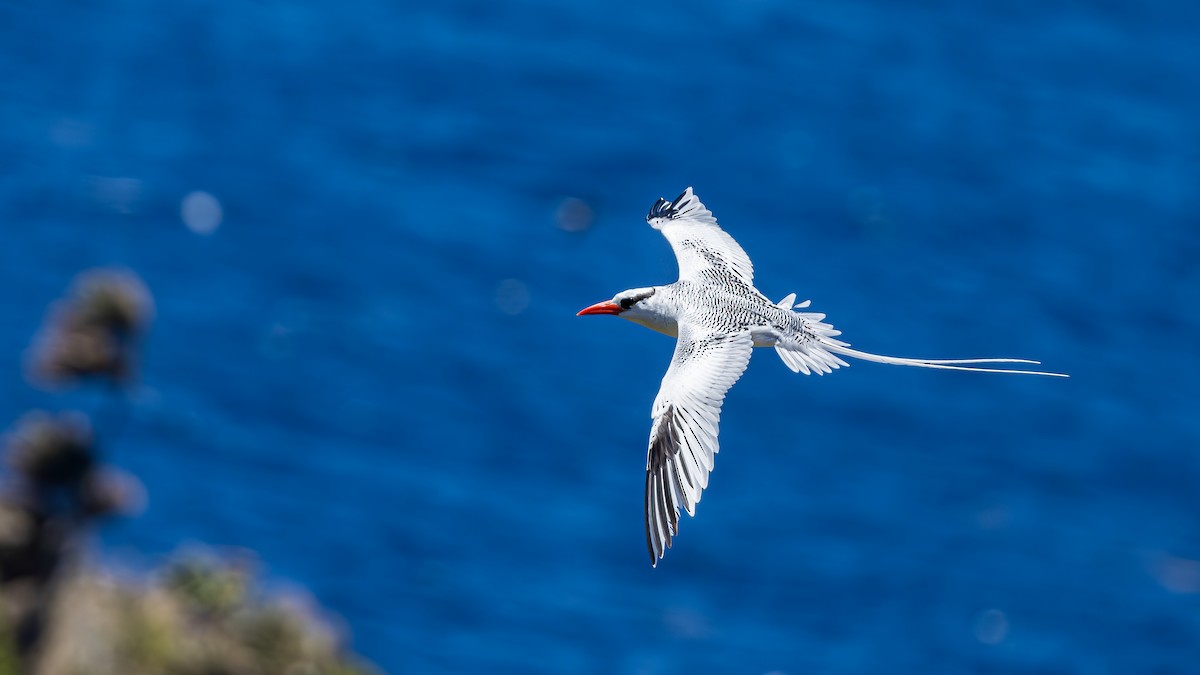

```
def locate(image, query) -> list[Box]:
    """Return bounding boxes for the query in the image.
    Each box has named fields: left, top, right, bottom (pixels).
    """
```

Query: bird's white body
left=578, top=187, right=1065, bottom=567
left=622, top=283, right=834, bottom=349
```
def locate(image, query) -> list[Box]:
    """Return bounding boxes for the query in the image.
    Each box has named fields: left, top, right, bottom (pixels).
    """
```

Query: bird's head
left=577, top=287, right=676, bottom=336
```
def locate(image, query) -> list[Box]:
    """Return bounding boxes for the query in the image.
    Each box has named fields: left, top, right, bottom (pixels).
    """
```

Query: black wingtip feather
left=646, top=187, right=692, bottom=222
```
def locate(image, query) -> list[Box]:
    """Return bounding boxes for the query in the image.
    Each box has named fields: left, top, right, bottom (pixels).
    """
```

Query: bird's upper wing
left=645, top=323, right=753, bottom=566
left=647, top=187, right=755, bottom=286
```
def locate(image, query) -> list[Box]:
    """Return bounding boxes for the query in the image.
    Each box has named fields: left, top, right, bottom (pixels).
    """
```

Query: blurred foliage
left=1, top=268, right=375, bottom=675
left=30, top=557, right=373, bottom=675
left=26, top=268, right=154, bottom=387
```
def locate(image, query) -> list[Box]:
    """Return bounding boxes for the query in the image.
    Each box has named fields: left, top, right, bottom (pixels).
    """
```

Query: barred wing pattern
left=645, top=324, right=753, bottom=566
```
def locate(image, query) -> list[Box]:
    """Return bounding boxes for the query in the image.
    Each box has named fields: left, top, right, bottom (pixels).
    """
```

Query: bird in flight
left=578, top=187, right=1067, bottom=567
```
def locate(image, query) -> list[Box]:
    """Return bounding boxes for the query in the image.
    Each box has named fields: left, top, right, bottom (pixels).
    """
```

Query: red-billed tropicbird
left=578, top=187, right=1067, bottom=566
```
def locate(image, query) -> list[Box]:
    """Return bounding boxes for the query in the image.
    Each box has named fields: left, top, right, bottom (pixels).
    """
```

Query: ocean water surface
left=2, top=1, right=1199, bottom=672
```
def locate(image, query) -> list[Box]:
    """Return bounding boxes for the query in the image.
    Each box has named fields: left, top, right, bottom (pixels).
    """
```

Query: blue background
left=2, top=2, right=1199, bottom=672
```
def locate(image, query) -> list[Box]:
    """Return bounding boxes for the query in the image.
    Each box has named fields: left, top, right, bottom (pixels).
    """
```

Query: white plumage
left=577, top=187, right=1067, bottom=566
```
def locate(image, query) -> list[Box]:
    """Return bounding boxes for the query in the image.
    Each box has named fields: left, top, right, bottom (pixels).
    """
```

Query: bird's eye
left=619, top=297, right=634, bottom=310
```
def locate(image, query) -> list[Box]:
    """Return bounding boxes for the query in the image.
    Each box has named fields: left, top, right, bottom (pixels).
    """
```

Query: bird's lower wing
left=645, top=325, right=753, bottom=566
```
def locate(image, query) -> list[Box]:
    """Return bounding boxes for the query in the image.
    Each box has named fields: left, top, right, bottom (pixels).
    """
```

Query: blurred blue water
left=3, top=1, right=1200, bottom=672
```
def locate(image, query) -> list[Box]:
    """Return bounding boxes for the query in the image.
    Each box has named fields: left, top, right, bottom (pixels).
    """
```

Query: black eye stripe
left=619, top=285, right=657, bottom=307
